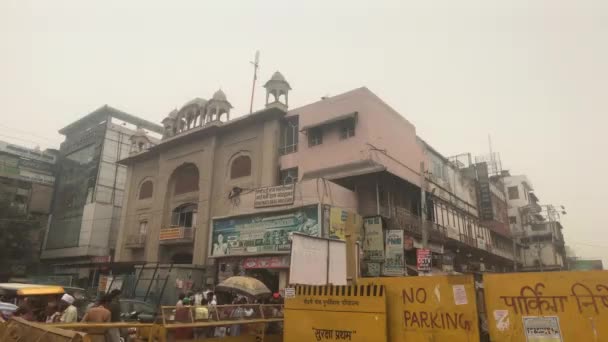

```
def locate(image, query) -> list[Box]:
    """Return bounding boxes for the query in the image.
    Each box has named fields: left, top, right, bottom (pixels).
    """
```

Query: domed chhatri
left=212, top=89, right=228, bottom=101
left=161, top=90, right=233, bottom=139
left=264, top=71, right=291, bottom=109
left=129, top=127, right=151, bottom=154
left=206, top=88, right=233, bottom=123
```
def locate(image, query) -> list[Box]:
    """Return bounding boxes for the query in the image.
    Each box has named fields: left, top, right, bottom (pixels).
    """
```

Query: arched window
left=173, top=164, right=199, bottom=195
left=230, top=155, right=251, bottom=179
left=171, top=203, right=197, bottom=228
left=139, top=180, right=153, bottom=199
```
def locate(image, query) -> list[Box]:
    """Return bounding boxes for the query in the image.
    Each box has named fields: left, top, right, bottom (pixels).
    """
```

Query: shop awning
left=302, top=159, right=385, bottom=180
left=299, top=112, right=357, bottom=131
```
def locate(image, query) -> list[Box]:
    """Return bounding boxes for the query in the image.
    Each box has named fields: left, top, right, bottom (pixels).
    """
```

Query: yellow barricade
left=484, top=270, right=608, bottom=342
left=360, top=275, right=480, bottom=342
left=1, top=317, right=87, bottom=342
left=285, top=284, right=387, bottom=341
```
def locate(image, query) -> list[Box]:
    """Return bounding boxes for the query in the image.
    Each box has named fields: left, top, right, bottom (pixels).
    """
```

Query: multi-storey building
left=503, top=174, right=566, bottom=271
left=114, top=72, right=562, bottom=302
left=40, top=105, right=162, bottom=285
left=0, top=141, right=57, bottom=279
left=420, top=143, right=521, bottom=272
left=115, top=73, right=359, bottom=302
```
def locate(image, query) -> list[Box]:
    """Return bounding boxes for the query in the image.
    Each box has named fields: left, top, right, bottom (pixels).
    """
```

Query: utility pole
left=249, top=50, right=260, bottom=114
left=420, top=161, right=428, bottom=248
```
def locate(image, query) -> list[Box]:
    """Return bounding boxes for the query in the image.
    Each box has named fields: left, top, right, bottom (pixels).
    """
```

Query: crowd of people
left=171, top=288, right=284, bottom=339
left=10, top=289, right=124, bottom=342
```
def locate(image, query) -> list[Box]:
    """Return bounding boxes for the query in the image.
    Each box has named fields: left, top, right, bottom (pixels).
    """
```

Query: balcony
left=125, top=233, right=146, bottom=249
left=158, top=227, right=194, bottom=245
left=388, top=207, right=421, bottom=236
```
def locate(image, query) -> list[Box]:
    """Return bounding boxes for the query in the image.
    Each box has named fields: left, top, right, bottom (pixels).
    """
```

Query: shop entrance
left=245, top=268, right=280, bottom=293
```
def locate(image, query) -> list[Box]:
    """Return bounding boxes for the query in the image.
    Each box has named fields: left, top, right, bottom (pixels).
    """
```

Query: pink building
left=280, top=87, right=423, bottom=189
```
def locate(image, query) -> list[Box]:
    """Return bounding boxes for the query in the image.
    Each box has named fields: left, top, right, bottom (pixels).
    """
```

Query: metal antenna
left=249, top=50, right=260, bottom=114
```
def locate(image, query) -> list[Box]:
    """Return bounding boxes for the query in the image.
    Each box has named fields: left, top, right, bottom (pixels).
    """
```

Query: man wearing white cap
left=59, top=293, right=78, bottom=323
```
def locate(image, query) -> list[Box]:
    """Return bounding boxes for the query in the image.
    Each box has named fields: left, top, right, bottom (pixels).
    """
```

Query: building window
left=173, top=164, right=199, bottom=195
left=139, top=181, right=153, bottom=199
left=279, top=116, right=299, bottom=155
left=339, top=118, right=355, bottom=139
left=230, top=155, right=252, bottom=179
left=279, top=168, right=298, bottom=185
left=139, top=220, right=148, bottom=235
left=507, top=186, right=519, bottom=200
left=171, top=204, right=197, bottom=228
left=308, top=128, right=323, bottom=147
left=509, top=216, right=517, bottom=224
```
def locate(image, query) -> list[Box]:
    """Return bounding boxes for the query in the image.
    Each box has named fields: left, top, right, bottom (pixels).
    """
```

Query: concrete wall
left=28, top=183, right=54, bottom=214
left=522, top=241, right=564, bottom=268
left=221, top=178, right=358, bottom=218
left=503, top=175, right=534, bottom=233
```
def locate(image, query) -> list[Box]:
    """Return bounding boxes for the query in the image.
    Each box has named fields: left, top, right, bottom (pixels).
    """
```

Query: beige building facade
left=115, top=73, right=362, bottom=294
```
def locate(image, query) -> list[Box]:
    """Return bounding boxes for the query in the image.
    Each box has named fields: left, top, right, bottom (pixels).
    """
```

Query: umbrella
left=216, top=276, right=271, bottom=298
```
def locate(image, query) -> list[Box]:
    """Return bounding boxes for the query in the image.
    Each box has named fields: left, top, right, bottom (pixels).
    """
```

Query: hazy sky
left=1, top=1, right=607, bottom=263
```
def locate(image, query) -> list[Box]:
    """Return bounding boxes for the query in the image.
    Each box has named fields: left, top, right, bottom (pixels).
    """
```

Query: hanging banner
left=383, top=230, right=404, bottom=276
left=363, top=216, right=384, bottom=261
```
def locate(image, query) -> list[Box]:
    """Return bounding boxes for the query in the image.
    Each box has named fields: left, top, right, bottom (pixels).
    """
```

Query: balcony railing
left=388, top=207, right=421, bottom=236
left=159, top=227, right=194, bottom=245
left=459, top=234, right=477, bottom=248
left=125, top=233, right=146, bottom=249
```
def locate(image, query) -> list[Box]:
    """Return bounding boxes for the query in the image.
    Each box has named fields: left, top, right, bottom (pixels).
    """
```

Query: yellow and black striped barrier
left=285, top=284, right=387, bottom=341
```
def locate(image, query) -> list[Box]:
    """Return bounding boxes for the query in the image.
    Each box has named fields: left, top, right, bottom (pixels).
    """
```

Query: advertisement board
left=383, top=230, right=404, bottom=276
left=329, top=207, right=361, bottom=241
left=416, top=248, right=432, bottom=272
left=254, top=184, right=295, bottom=208
left=211, top=205, right=319, bottom=257
left=329, top=207, right=348, bottom=240
left=363, top=216, right=384, bottom=260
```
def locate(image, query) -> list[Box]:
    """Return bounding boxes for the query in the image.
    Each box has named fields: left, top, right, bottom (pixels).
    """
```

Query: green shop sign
left=211, top=205, right=319, bottom=257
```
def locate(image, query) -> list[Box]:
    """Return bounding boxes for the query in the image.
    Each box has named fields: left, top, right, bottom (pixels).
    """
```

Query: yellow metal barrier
left=1, top=317, right=87, bottom=342
left=360, top=275, right=480, bottom=342
left=484, top=270, right=608, bottom=341
left=285, top=284, right=387, bottom=341
left=52, top=321, right=155, bottom=342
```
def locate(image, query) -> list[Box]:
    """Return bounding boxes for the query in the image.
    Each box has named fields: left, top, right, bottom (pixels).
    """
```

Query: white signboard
left=383, top=230, right=405, bottom=276
left=522, top=316, right=563, bottom=342
left=254, top=184, right=295, bottom=208
left=363, top=216, right=384, bottom=260
left=289, top=233, right=347, bottom=285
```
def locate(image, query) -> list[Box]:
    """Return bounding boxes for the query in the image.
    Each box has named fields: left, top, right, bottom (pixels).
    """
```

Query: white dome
left=270, top=71, right=286, bottom=82
left=212, top=89, right=227, bottom=101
